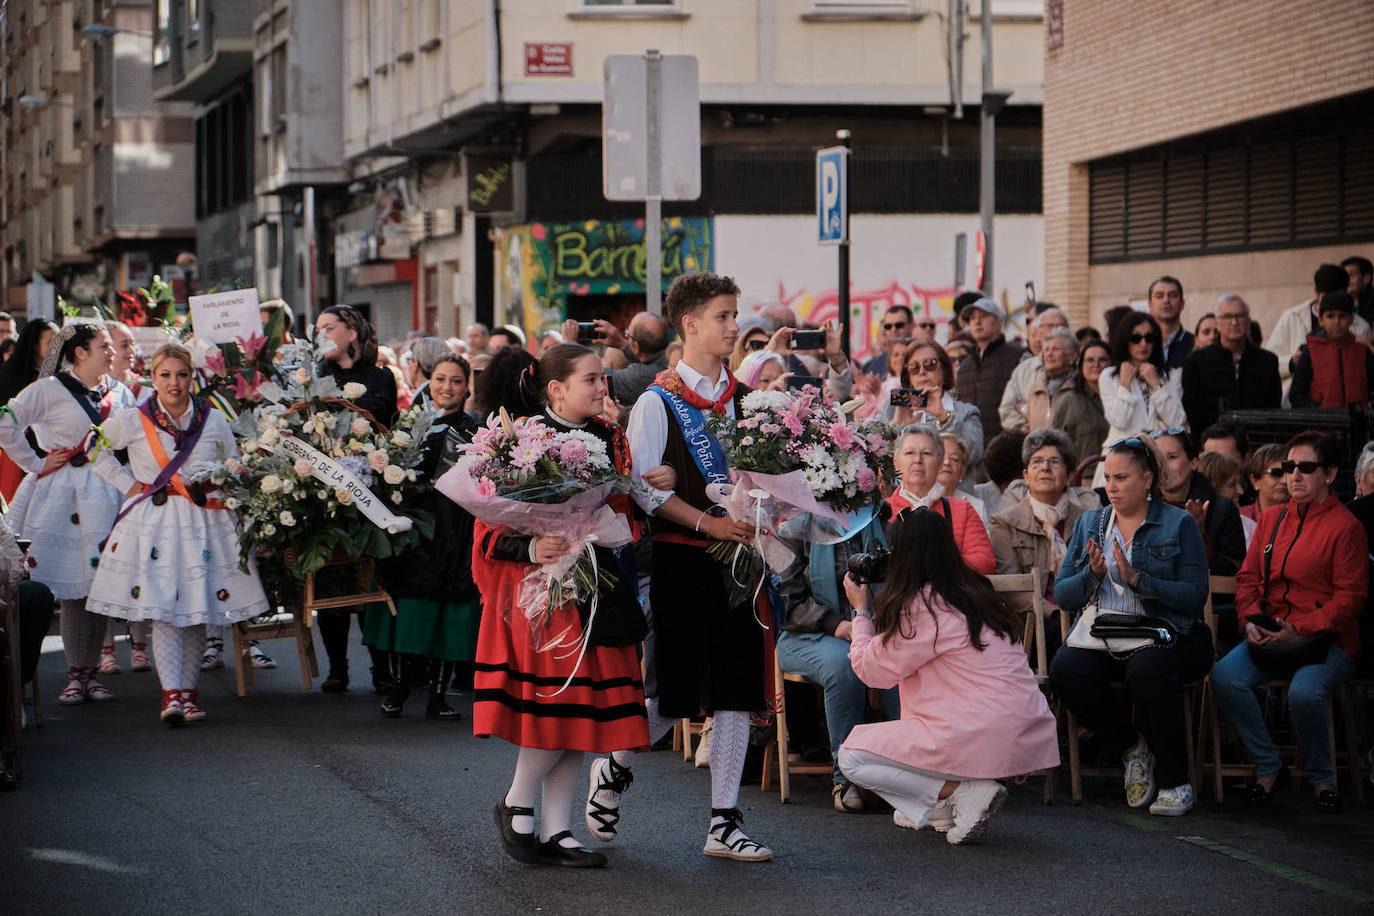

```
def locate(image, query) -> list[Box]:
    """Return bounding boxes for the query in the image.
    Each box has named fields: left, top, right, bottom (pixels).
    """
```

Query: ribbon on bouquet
left=521, top=503, right=633, bottom=698
left=274, top=434, right=413, bottom=534
left=705, top=482, right=798, bottom=630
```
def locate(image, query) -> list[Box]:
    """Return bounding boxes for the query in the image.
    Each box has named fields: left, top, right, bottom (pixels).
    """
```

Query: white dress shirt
left=626, top=358, right=734, bottom=513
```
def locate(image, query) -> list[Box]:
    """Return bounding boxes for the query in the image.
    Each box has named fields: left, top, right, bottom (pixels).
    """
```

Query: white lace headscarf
left=38, top=319, right=107, bottom=379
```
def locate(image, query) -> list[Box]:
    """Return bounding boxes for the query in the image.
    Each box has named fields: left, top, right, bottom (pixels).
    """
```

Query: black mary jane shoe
left=494, top=800, right=541, bottom=864
left=380, top=685, right=408, bottom=718
left=1244, top=766, right=1289, bottom=805
left=536, top=831, right=608, bottom=868
left=1315, top=789, right=1343, bottom=813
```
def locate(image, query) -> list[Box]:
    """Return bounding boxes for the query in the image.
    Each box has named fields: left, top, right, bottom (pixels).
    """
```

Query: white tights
left=837, top=747, right=949, bottom=828
left=151, top=622, right=207, bottom=691
left=607, top=700, right=752, bottom=817
left=59, top=599, right=105, bottom=671
left=505, top=748, right=586, bottom=848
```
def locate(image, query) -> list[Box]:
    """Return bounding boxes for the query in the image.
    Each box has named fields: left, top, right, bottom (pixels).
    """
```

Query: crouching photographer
left=836, top=507, right=1059, bottom=844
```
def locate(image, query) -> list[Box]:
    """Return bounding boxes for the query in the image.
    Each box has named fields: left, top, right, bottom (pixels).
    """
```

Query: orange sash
left=138, top=411, right=225, bottom=510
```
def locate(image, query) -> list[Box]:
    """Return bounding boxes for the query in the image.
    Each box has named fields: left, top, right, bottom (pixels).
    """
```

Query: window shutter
left=1164, top=147, right=1204, bottom=252
left=1204, top=146, right=1246, bottom=249
left=1247, top=138, right=1291, bottom=245
left=1342, top=126, right=1374, bottom=238
left=1089, top=161, right=1126, bottom=261
left=1125, top=156, right=1163, bottom=256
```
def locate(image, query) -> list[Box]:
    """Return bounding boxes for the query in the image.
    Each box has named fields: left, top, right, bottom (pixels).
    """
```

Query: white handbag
left=1064, top=509, right=1167, bottom=655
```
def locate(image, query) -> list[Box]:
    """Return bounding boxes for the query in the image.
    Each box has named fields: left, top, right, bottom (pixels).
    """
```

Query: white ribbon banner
left=275, top=435, right=414, bottom=534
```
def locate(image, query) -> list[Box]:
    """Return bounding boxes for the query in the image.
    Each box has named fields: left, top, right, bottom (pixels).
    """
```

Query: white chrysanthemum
left=741, top=390, right=792, bottom=413
left=801, top=444, right=835, bottom=470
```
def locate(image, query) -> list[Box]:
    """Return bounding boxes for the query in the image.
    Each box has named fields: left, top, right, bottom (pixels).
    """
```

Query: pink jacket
left=843, top=587, right=1060, bottom=779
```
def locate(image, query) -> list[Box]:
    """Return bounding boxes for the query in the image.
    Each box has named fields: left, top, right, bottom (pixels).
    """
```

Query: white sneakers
left=1123, top=742, right=1157, bottom=809
left=1149, top=783, right=1195, bottom=816
left=945, top=780, right=1008, bottom=845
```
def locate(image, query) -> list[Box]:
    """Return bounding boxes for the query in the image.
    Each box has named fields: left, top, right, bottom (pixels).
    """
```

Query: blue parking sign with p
left=817, top=146, right=848, bottom=246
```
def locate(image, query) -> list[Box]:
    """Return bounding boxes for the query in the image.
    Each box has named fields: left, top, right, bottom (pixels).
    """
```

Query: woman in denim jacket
left=1051, top=438, right=1213, bottom=816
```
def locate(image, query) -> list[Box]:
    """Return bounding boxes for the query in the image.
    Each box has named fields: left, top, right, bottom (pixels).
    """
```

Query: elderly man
left=999, top=308, right=1071, bottom=431
left=1148, top=276, right=1194, bottom=370
left=955, top=297, right=1025, bottom=444
left=1181, top=294, right=1281, bottom=434
left=1265, top=263, right=1371, bottom=383
left=465, top=322, right=492, bottom=356
left=603, top=312, right=672, bottom=406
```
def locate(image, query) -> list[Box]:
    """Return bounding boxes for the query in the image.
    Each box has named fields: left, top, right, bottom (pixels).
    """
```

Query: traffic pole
left=837, top=129, right=851, bottom=359
left=645, top=49, right=663, bottom=316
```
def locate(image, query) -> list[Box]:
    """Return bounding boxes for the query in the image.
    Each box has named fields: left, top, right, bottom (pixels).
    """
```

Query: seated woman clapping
left=1050, top=437, right=1213, bottom=816
left=837, top=508, right=1059, bottom=844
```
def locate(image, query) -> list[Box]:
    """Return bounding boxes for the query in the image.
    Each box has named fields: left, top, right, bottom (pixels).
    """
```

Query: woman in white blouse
left=1094, top=314, right=1186, bottom=486
left=88, top=343, right=269, bottom=726
left=0, top=322, right=138, bottom=705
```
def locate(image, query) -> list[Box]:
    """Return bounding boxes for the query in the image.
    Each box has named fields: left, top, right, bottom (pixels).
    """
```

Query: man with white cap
left=954, top=297, right=1025, bottom=445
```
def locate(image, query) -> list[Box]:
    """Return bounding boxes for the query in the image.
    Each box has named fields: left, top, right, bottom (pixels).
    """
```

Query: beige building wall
left=345, top=0, right=1045, bottom=161
left=1043, top=0, right=1374, bottom=328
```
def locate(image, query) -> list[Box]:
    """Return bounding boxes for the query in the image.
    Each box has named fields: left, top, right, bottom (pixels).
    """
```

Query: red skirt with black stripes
left=471, top=526, right=649, bottom=753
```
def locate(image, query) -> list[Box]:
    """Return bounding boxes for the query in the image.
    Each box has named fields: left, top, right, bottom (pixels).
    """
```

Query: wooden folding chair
left=761, top=652, right=833, bottom=802
left=990, top=570, right=1055, bottom=803
left=231, top=605, right=319, bottom=697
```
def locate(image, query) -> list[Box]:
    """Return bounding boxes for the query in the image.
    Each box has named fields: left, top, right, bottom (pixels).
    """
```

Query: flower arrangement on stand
left=208, top=355, right=435, bottom=584
left=436, top=410, right=632, bottom=645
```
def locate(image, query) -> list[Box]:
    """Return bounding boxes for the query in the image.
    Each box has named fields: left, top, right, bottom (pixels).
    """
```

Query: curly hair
left=663, top=272, right=741, bottom=332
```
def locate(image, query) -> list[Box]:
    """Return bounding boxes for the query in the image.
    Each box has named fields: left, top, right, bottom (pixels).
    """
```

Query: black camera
left=847, top=548, right=892, bottom=585
left=576, top=321, right=600, bottom=343
left=791, top=329, right=826, bottom=350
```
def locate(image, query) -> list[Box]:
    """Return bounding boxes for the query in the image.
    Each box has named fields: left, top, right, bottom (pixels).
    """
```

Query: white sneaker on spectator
left=945, top=780, right=1007, bottom=845
left=249, top=644, right=277, bottom=669
left=892, top=799, right=953, bottom=832
left=201, top=641, right=224, bottom=671
left=1122, top=741, right=1156, bottom=809
left=1149, top=783, right=1194, bottom=816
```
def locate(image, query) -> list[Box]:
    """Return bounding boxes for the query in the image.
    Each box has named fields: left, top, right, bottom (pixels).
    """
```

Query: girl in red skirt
left=474, top=343, right=666, bottom=868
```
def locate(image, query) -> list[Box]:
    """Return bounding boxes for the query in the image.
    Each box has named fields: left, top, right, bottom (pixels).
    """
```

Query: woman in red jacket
left=885, top=423, right=995, bottom=575
left=1211, top=431, right=1369, bottom=812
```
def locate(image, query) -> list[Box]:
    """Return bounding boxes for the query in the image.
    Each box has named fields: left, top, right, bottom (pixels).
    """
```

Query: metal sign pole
left=645, top=49, right=663, bottom=316
left=837, top=129, right=851, bottom=358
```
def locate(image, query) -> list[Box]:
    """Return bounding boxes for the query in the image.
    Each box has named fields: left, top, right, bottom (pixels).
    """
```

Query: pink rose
left=351, top=417, right=371, bottom=437
left=367, top=450, right=389, bottom=471
left=293, top=459, right=314, bottom=477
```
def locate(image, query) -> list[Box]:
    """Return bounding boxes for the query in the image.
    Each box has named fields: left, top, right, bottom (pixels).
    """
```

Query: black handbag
left=1090, top=612, right=1178, bottom=645
left=1246, top=506, right=1335, bottom=677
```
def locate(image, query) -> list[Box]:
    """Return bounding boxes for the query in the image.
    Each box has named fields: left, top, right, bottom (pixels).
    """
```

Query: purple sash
left=100, top=399, right=211, bottom=548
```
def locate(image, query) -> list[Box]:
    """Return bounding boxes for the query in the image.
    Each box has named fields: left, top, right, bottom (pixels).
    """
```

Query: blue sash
left=649, top=384, right=731, bottom=486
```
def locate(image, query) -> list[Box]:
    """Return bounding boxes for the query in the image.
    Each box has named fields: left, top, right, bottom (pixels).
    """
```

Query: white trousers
left=838, top=747, right=956, bottom=828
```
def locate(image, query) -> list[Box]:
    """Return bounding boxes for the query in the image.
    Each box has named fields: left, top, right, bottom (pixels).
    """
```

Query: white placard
left=127, top=326, right=177, bottom=355
left=189, top=288, right=262, bottom=345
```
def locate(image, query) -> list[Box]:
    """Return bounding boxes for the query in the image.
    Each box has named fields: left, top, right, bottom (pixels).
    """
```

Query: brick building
left=1042, top=0, right=1374, bottom=332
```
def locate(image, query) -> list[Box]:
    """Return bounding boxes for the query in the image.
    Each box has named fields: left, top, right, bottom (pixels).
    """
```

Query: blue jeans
left=1211, top=642, right=1355, bottom=787
left=776, top=630, right=900, bottom=785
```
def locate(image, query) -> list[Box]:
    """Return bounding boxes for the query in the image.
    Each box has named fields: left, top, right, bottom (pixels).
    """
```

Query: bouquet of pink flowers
left=436, top=410, right=632, bottom=643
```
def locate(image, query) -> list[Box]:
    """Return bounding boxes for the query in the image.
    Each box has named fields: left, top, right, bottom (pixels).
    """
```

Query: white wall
left=713, top=213, right=1044, bottom=359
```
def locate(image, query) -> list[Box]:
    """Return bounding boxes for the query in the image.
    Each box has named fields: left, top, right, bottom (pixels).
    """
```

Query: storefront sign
left=467, top=156, right=515, bottom=213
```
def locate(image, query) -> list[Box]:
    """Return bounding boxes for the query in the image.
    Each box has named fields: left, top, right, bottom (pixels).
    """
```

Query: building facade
left=2, top=0, right=194, bottom=314
left=339, top=0, right=1047, bottom=352
left=1042, top=0, right=1374, bottom=331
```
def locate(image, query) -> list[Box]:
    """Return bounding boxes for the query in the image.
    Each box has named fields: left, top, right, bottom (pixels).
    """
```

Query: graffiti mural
left=494, top=217, right=714, bottom=340
left=757, top=282, right=1028, bottom=360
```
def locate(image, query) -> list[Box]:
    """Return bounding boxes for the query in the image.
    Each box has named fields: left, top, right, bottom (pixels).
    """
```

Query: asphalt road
left=4, top=630, right=1374, bottom=915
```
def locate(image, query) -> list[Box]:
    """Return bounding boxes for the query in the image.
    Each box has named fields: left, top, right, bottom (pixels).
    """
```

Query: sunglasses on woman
left=1261, top=466, right=1285, bottom=479
left=745, top=339, right=766, bottom=351
left=906, top=358, right=941, bottom=373
left=1281, top=460, right=1325, bottom=475
left=1129, top=332, right=1160, bottom=344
